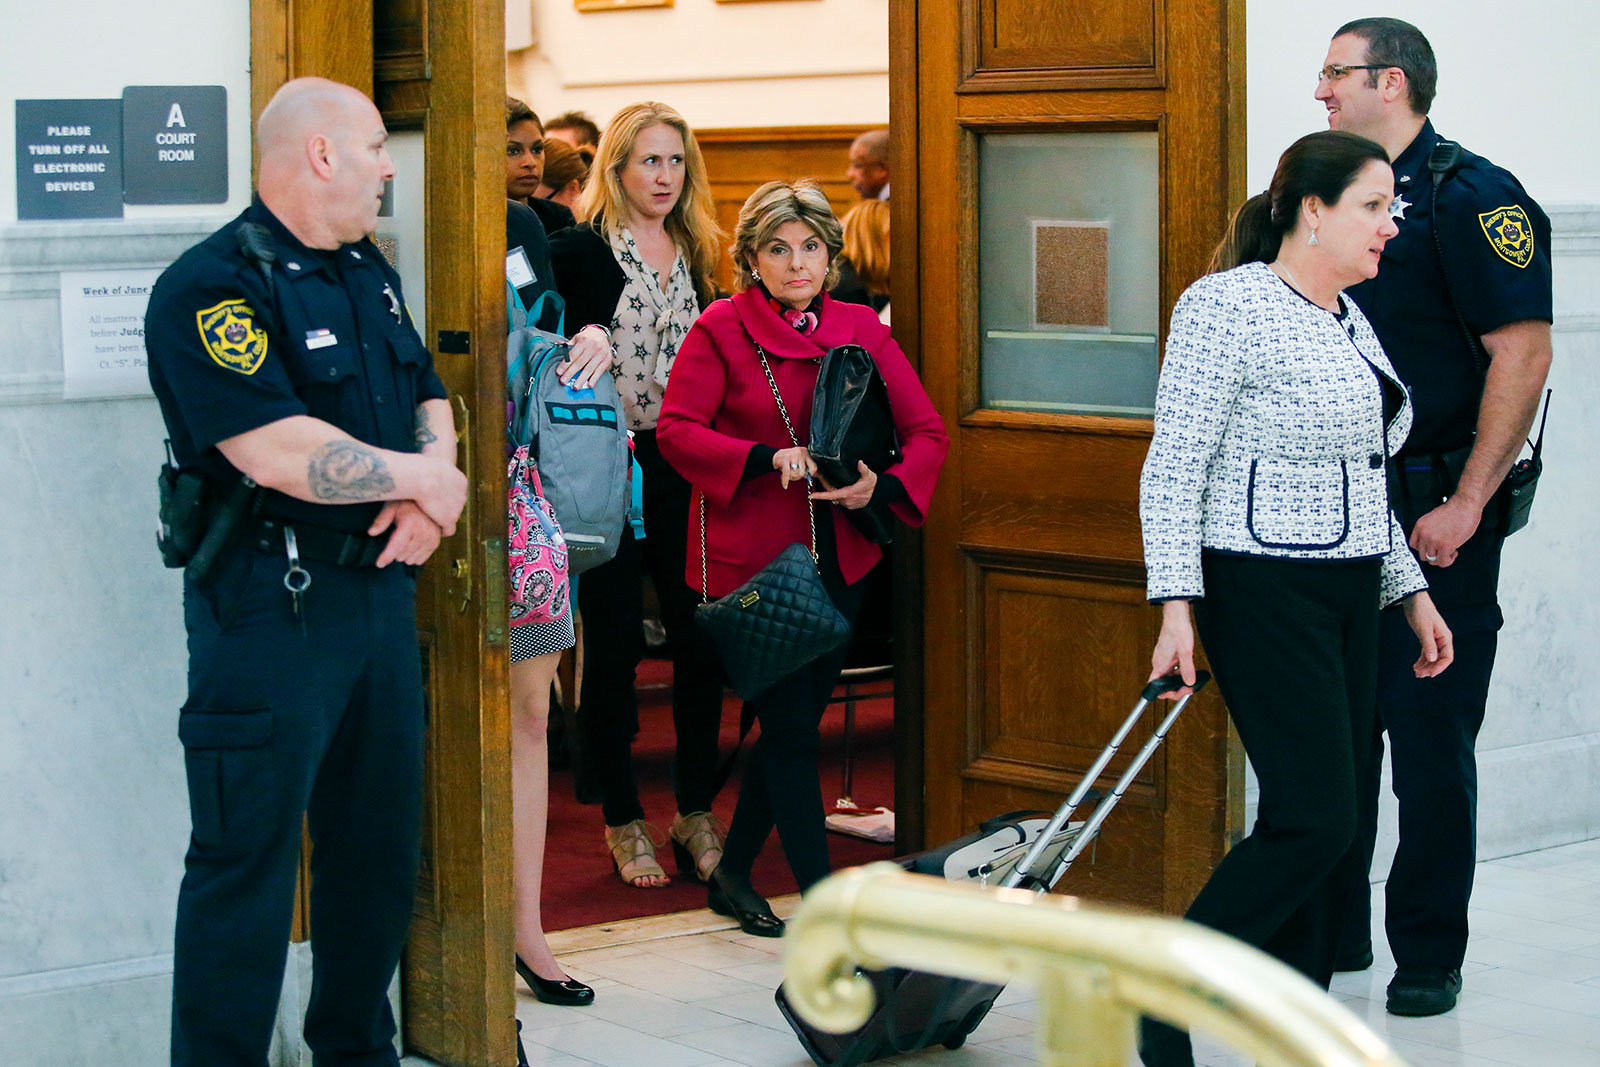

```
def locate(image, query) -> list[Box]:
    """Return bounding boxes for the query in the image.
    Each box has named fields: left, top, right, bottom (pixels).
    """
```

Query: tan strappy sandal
left=604, top=819, right=669, bottom=888
left=669, top=810, right=726, bottom=883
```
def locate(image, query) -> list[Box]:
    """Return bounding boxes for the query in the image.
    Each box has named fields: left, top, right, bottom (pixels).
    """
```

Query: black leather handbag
left=809, top=343, right=902, bottom=544
left=693, top=348, right=852, bottom=701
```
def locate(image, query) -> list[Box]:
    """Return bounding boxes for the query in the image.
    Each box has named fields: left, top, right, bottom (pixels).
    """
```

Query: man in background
left=847, top=128, right=890, bottom=200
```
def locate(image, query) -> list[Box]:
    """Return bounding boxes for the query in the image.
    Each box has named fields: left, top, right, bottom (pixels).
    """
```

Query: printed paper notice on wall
left=59, top=269, right=161, bottom=399
left=1032, top=220, right=1110, bottom=330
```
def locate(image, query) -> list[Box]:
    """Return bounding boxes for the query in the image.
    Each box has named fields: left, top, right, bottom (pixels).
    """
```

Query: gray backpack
left=508, top=288, right=630, bottom=574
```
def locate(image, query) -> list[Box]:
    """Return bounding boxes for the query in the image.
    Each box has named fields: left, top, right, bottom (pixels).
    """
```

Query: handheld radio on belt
left=154, top=221, right=279, bottom=582
left=1404, top=140, right=1550, bottom=537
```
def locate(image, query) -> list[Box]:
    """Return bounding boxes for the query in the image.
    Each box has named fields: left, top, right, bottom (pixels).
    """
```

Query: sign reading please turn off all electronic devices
left=14, top=86, right=227, bottom=219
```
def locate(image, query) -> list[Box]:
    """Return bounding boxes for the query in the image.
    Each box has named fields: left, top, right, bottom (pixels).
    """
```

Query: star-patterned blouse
left=607, top=226, right=701, bottom=431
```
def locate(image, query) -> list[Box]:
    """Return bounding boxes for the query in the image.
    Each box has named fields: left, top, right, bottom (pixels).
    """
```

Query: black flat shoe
left=516, top=954, right=595, bottom=1006
left=707, top=868, right=784, bottom=938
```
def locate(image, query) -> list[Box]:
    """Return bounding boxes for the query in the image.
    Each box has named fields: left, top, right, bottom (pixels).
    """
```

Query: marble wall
left=0, top=221, right=205, bottom=1066
left=0, top=219, right=410, bottom=1065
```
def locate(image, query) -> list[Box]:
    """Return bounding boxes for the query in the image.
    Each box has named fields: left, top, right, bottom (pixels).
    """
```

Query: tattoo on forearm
left=308, top=440, right=397, bottom=501
left=414, top=406, right=438, bottom=448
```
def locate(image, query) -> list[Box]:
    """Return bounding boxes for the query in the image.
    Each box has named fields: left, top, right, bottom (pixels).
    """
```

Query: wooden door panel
left=697, top=126, right=869, bottom=292
left=956, top=427, right=1145, bottom=558
left=960, top=0, right=1165, bottom=91
left=912, top=0, right=1245, bottom=920
left=970, top=568, right=1161, bottom=783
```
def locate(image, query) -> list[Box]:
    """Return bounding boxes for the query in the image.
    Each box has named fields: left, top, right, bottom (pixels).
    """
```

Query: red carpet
left=543, top=657, right=896, bottom=930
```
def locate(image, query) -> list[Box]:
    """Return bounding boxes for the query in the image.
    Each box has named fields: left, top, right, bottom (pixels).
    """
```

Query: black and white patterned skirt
left=510, top=613, right=576, bottom=661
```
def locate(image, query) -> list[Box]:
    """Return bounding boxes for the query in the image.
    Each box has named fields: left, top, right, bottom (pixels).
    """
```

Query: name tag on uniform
left=506, top=247, right=536, bottom=289
left=305, top=328, right=338, bottom=350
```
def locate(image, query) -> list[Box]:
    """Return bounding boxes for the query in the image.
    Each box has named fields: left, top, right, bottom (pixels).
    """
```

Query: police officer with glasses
left=1313, top=18, right=1554, bottom=1018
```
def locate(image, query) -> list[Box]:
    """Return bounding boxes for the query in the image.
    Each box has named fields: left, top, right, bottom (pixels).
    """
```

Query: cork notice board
left=1032, top=220, right=1109, bottom=329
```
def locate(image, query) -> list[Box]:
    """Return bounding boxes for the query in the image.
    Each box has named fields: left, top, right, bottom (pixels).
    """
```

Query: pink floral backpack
left=507, top=444, right=570, bottom=627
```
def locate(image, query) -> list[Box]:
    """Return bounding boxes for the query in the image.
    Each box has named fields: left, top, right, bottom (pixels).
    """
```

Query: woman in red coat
left=657, top=179, right=948, bottom=935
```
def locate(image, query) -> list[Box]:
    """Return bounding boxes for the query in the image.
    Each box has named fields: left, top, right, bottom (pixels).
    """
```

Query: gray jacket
left=1140, top=262, right=1427, bottom=607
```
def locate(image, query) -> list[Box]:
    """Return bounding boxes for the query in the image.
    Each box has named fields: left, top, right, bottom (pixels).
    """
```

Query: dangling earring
left=1307, top=229, right=1320, bottom=246
left=752, top=268, right=761, bottom=281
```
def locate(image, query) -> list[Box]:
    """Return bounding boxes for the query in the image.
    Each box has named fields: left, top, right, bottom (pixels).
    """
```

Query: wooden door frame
left=250, top=1, right=515, bottom=1064
left=887, top=0, right=927, bottom=852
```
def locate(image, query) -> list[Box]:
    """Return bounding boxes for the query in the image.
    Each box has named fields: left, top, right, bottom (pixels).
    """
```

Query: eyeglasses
left=1317, top=63, right=1393, bottom=84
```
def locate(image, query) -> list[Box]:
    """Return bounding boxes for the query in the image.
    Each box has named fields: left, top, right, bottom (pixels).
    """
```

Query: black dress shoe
left=516, top=1019, right=531, bottom=1067
left=516, top=954, right=595, bottom=1006
left=707, top=868, right=784, bottom=938
left=1333, top=941, right=1374, bottom=972
left=1386, top=966, right=1461, bottom=1016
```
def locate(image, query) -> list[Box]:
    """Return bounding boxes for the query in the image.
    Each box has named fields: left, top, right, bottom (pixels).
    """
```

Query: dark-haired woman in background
left=504, top=93, right=612, bottom=1007
left=549, top=102, right=730, bottom=891
left=506, top=97, right=576, bottom=236
left=1137, top=130, right=1453, bottom=1067
left=537, top=137, right=590, bottom=214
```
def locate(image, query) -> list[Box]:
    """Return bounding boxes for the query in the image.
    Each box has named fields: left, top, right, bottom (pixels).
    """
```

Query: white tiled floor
left=414, top=838, right=1600, bottom=1067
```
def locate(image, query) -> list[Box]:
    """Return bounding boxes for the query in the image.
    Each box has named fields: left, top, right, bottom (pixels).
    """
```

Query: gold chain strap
left=698, top=345, right=818, bottom=605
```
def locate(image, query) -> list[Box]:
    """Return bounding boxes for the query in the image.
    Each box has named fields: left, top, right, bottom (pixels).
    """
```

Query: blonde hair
left=840, top=199, right=890, bottom=296
left=729, top=179, right=844, bottom=293
left=577, top=101, right=721, bottom=304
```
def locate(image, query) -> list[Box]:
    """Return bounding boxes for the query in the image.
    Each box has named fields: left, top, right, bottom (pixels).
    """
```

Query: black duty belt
left=240, top=515, right=388, bottom=568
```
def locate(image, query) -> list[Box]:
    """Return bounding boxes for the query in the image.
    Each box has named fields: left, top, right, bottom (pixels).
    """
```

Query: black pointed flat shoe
left=516, top=954, right=595, bottom=1006
left=707, top=868, right=784, bottom=938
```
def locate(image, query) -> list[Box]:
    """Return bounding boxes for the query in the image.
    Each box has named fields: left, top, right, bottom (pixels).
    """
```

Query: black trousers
left=1335, top=517, right=1503, bottom=970
left=1141, top=552, right=1380, bottom=1067
left=719, top=574, right=865, bottom=895
left=172, top=547, right=424, bottom=1067
left=576, top=429, right=726, bottom=827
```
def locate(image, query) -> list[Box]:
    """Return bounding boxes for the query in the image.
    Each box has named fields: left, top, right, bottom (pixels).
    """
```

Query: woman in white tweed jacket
left=1137, top=132, right=1453, bottom=1067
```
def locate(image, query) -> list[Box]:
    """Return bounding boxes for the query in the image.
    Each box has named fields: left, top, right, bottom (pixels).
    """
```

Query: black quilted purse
left=694, top=348, right=852, bottom=701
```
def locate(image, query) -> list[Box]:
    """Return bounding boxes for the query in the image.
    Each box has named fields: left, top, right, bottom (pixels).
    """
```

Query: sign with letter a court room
left=122, top=86, right=227, bottom=204
left=15, top=99, right=123, bottom=219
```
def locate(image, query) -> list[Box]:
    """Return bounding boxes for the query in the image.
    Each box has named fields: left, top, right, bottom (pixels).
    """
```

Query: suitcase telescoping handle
left=1002, top=671, right=1212, bottom=892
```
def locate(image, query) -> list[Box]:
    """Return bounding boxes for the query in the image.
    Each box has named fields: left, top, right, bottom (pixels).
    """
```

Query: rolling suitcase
left=775, top=671, right=1213, bottom=1067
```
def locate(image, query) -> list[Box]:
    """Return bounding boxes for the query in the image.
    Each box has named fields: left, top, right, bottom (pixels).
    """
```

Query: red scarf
left=767, top=295, right=821, bottom=335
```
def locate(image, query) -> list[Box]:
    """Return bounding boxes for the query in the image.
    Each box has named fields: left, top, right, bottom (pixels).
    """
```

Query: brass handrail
left=783, top=863, right=1406, bottom=1067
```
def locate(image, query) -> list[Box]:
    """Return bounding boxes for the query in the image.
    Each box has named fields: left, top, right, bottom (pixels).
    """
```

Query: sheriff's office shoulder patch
left=1478, top=204, right=1535, bottom=269
left=196, top=299, right=269, bottom=374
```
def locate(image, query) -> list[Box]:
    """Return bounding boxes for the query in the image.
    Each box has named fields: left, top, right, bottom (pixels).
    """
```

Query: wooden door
left=904, top=0, right=1247, bottom=913
left=253, top=2, right=516, bottom=1064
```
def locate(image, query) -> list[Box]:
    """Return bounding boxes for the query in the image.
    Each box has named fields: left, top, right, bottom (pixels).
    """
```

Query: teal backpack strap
left=526, top=288, right=567, bottom=337
left=506, top=278, right=532, bottom=332
left=628, top=454, right=646, bottom=539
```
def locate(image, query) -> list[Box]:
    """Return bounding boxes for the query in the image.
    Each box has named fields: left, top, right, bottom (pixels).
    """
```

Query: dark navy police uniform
left=1338, top=120, right=1552, bottom=972
left=146, top=197, right=447, bottom=1066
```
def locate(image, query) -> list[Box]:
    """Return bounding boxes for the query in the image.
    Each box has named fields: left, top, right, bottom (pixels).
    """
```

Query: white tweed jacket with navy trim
left=1140, top=262, right=1427, bottom=608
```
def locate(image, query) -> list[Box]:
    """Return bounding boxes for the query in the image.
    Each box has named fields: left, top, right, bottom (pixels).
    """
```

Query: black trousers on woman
left=576, top=429, right=727, bottom=828
left=718, top=546, right=865, bottom=896
left=1140, top=551, right=1383, bottom=1067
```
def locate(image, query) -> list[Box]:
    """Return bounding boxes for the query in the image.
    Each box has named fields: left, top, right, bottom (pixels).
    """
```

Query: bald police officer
left=1314, top=19, right=1553, bottom=1017
left=146, top=78, right=466, bottom=1065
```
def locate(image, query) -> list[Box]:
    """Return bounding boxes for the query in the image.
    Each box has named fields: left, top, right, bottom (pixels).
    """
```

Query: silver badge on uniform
left=382, top=283, right=402, bottom=323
